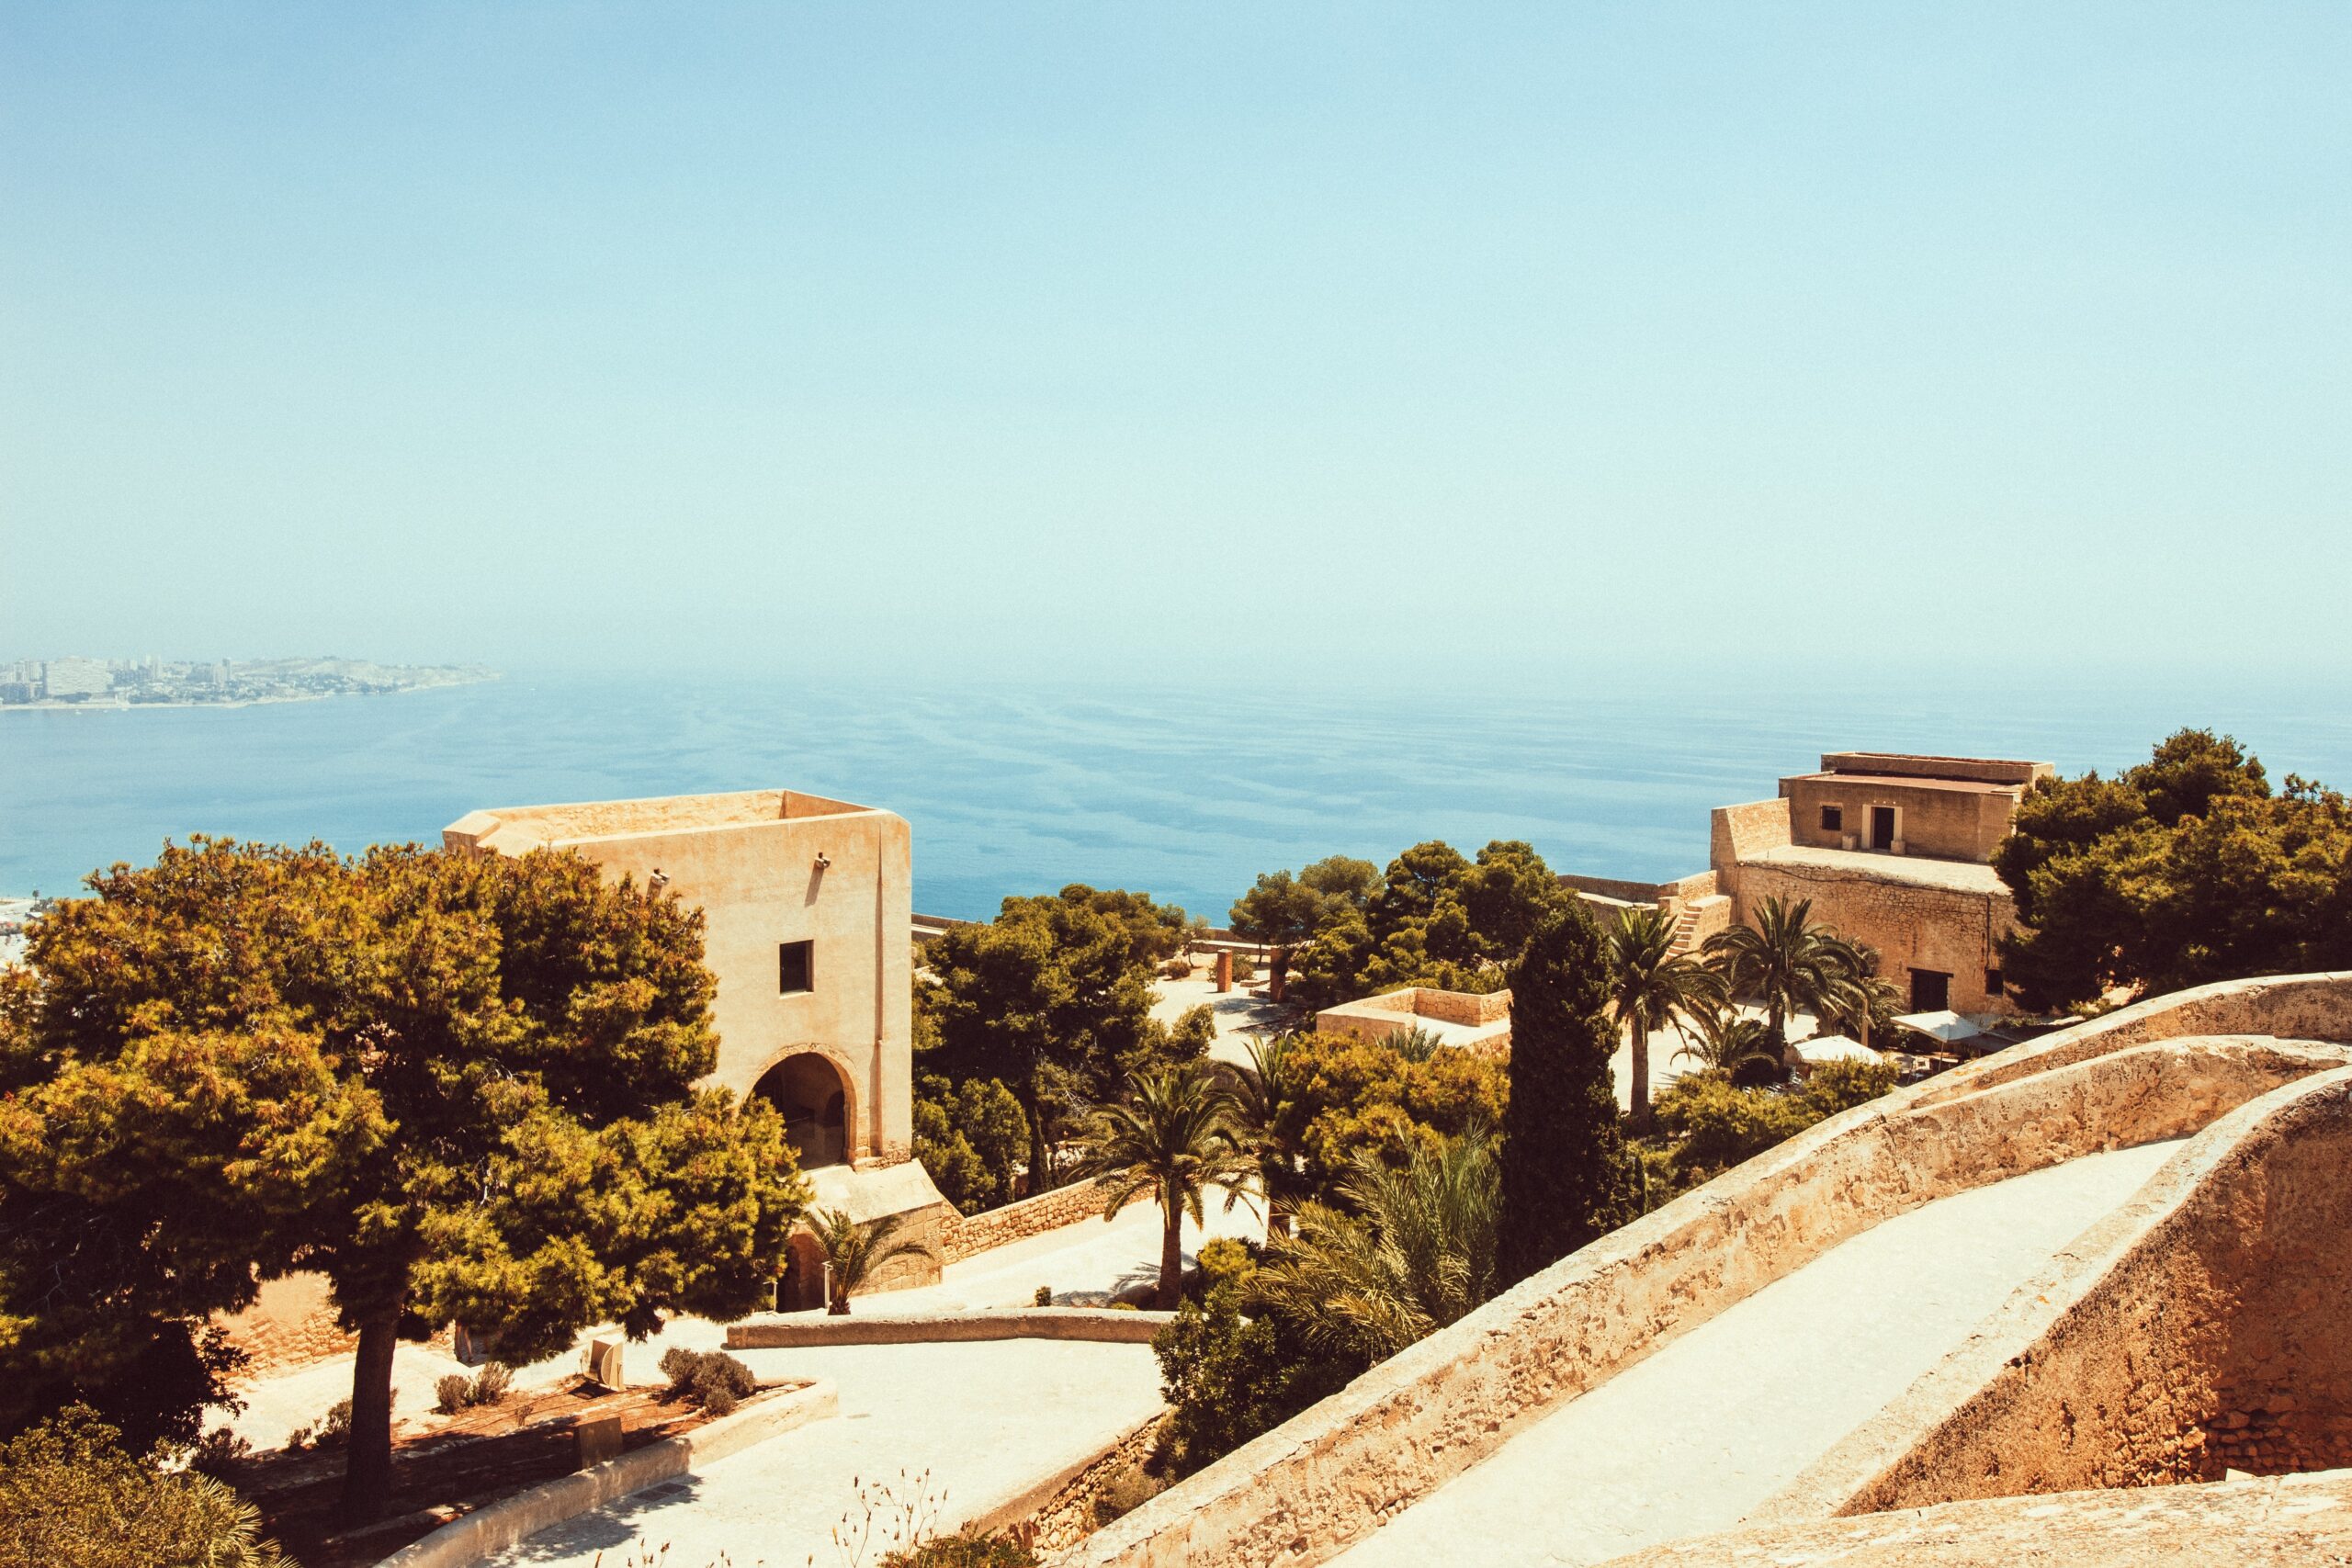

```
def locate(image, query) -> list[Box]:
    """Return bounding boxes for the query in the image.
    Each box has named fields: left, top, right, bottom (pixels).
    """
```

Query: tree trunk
left=337, top=1305, right=402, bottom=1526
left=1630, top=1017, right=1652, bottom=1134
left=1157, top=1200, right=1184, bottom=1310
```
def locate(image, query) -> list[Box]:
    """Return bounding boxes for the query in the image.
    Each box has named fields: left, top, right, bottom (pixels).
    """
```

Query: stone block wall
left=215, top=1271, right=356, bottom=1378
left=1710, top=798, right=1792, bottom=885
left=1735, top=858, right=2016, bottom=1015
left=941, top=1175, right=1116, bottom=1265
left=1056, top=977, right=2352, bottom=1568
left=1778, top=1065, right=2352, bottom=1516
left=979, top=1416, right=1170, bottom=1558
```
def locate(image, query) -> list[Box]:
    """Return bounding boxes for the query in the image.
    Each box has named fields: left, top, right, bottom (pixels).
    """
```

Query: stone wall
left=1782, top=775, right=2019, bottom=863
left=1710, top=798, right=1792, bottom=884
left=1734, top=857, right=2016, bottom=1015
left=1053, top=976, right=2352, bottom=1568
left=1918, top=971, right=2352, bottom=1106
left=941, top=1175, right=1116, bottom=1265
left=1763, top=1064, right=2352, bottom=1517
left=1557, top=874, right=1669, bottom=905
left=1681, top=893, right=1731, bottom=950
left=215, top=1271, right=357, bottom=1377
left=974, top=1416, right=1170, bottom=1557
left=1601, top=1467, right=2352, bottom=1568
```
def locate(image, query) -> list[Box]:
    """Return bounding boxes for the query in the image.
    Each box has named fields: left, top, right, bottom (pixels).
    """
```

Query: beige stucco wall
left=1055, top=975, right=2352, bottom=1568
left=446, top=790, right=915, bottom=1168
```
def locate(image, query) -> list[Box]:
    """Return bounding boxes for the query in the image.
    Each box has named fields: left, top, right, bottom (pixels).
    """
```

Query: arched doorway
left=753, top=1051, right=851, bottom=1169
left=780, top=1230, right=828, bottom=1313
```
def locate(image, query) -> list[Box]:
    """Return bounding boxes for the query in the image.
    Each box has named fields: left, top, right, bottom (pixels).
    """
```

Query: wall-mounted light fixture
left=649, top=869, right=671, bottom=894
left=813, top=852, right=832, bottom=872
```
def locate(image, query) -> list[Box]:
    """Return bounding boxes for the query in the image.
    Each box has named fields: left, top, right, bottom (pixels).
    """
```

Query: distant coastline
left=0, top=664, right=498, bottom=713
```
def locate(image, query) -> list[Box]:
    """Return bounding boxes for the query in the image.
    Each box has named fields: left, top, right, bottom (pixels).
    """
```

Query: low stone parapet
left=1600, top=1466, right=2352, bottom=1567
left=1055, top=976, right=2352, bottom=1568
left=725, top=1306, right=1170, bottom=1349
left=941, top=1175, right=1116, bottom=1264
left=374, top=1379, right=838, bottom=1568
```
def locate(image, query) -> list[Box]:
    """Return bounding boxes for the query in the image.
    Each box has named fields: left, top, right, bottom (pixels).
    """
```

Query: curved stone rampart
left=1056, top=985, right=2352, bottom=1568
left=1917, top=970, right=2352, bottom=1106
left=1758, top=1063, right=2352, bottom=1521
left=1599, top=1467, right=2352, bottom=1567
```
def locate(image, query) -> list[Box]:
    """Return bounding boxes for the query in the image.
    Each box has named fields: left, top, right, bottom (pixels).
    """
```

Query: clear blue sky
left=4, top=4, right=2346, bottom=686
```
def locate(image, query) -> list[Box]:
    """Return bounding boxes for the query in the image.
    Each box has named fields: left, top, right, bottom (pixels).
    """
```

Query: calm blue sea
left=4, top=672, right=2348, bottom=922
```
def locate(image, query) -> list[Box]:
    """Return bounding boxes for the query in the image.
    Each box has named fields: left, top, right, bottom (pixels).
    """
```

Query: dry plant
left=813, top=1468, right=949, bottom=1568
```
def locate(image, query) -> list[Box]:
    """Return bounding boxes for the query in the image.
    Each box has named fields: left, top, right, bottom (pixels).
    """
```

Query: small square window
left=1819, top=805, right=1843, bottom=832
left=1984, top=967, right=2005, bottom=997
left=778, top=941, right=813, bottom=995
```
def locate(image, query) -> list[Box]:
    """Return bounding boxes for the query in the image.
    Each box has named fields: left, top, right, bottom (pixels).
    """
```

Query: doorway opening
left=752, top=1052, right=851, bottom=1168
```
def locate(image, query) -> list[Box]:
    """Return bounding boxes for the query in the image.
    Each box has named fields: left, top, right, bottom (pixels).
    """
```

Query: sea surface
left=4, top=671, right=2348, bottom=922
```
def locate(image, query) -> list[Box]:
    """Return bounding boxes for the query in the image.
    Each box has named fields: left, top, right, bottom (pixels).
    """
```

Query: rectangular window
left=1984, top=967, right=2005, bottom=997
left=1819, top=805, right=1843, bottom=832
left=778, top=941, right=813, bottom=996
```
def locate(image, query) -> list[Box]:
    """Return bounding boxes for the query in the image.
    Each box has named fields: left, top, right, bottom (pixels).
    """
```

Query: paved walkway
left=225, top=1190, right=1256, bottom=1450
left=1331, top=1138, right=2181, bottom=1568
left=1152, top=974, right=1291, bottom=1066
left=479, top=1337, right=1162, bottom=1568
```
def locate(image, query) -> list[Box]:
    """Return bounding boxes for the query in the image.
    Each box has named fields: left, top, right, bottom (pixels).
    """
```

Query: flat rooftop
left=1783, top=771, right=2022, bottom=797
left=447, top=788, right=877, bottom=854
left=1815, top=752, right=2052, bottom=787
left=1748, top=843, right=2007, bottom=897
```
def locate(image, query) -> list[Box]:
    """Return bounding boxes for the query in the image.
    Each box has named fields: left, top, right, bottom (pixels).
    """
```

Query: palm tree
left=1604, top=907, right=1719, bottom=1132
left=1250, top=1128, right=1500, bottom=1364
left=1385, top=1025, right=1446, bottom=1064
left=1672, top=998, right=1785, bottom=1083
left=1811, top=934, right=1903, bottom=1049
left=1220, top=1032, right=1313, bottom=1237
left=807, top=1208, right=931, bottom=1315
left=1072, top=1061, right=1256, bottom=1308
left=1701, top=896, right=1855, bottom=1066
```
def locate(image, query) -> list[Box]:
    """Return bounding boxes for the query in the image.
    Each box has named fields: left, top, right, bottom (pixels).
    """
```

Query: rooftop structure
left=446, top=786, right=948, bottom=1307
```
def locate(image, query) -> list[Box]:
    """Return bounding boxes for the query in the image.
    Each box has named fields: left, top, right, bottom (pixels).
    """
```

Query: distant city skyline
left=5, top=5, right=2347, bottom=687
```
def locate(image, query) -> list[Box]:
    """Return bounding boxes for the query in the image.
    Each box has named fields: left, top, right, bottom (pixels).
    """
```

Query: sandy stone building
left=1563, top=753, right=2051, bottom=1023
left=1712, top=752, right=2052, bottom=1019
left=444, top=787, right=949, bottom=1304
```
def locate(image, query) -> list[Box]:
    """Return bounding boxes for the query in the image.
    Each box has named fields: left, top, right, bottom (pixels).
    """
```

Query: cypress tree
left=1498, top=903, right=1634, bottom=1286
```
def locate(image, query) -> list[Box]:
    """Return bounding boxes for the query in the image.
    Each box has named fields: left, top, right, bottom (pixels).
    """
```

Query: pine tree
left=1498, top=904, right=1634, bottom=1286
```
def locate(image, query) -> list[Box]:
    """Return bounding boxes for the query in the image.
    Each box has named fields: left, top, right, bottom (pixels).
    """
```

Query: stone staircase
left=1665, top=902, right=1703, bottom=958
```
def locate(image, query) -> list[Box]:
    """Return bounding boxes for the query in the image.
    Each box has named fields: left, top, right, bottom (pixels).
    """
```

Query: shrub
left=1802, top=1055, right=1900, bottom=1114
left=1227, top=953, right=1256, bottom=982
left=0, top=1405, right=297, bottom=1568
left=435, top=1360, right=517, bottom=1416
left=1091, top=1461, right=1162, bottom=1527
left=1159, top=955, right=1195, bottom=980
left=1194, top=1237, right=1255, bottom=1292
left=1033, top=1285, right=1054, bottom=1307
left=659, top=1348, right=757, bottom=1416
left=469, top=1360, right=514, bottom=1405
left=880, top=1533, right=1037, bottom=1568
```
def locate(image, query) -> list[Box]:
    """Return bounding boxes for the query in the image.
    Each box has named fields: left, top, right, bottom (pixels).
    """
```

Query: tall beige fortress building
left=445, top=787, right=948, bottom=1303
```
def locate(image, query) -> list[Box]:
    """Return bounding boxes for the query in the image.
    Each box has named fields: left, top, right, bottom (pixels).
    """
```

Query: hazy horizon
left=6, top=5, right=2348, bottom=687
